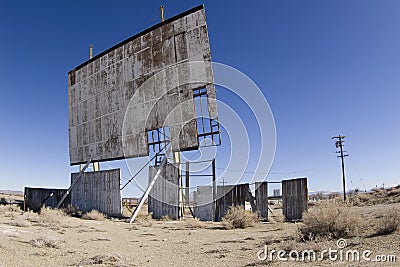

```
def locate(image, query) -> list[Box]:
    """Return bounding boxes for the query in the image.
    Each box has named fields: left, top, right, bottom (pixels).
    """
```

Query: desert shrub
left=357, top=193, right=371, bottom=202
left=371, top=209, right=400, bottom=236
left=185, top=217, right=203, bottom=229
left=38, top=207, right=66, bottom=226
left=9, top=215, right=31, bottom=227
left=308, top=201, right=317, bottom=207
left=387, top=188, right=400, bottom=197
left=348, top=195, right=363, bottom=206
left=269, top=212, right=285, bottom=223
left=160, top=214, right=176, bottom=221
left=29, top=235, right=62, bottom=248
left=328, top=192, right=340, bottom=199
left=312, top=192, right=326, bottom=201
left=133, top=212, right=153, bottom=227
left=79, top=254, right=130, bottom=266
left=298, top=200, right=362, bottom=241
left=0, top=204, right=21, bottom=213
left=62, top=205, right=83, bottom=218
left=82, top=210, right=106, bottom=221
left=24, top=210, right=41, bottom=223
left=281, top=239, right=325, bottom=254
left=222, top=206, right=258, bottom=229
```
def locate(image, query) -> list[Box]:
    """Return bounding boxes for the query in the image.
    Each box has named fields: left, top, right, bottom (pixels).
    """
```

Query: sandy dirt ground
left=0, top=197, right=399, bottom=267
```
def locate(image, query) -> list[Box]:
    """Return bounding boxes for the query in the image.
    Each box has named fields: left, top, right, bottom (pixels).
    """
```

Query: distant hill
left=0, top=190, right=23, bottom=196
left=350, top=185, right=400, bottom=206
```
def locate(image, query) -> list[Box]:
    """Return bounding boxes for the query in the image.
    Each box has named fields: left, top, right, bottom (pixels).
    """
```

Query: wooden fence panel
left=282, top=178, right=308, bottom=221
left=71, top=169, right=122, bottom=217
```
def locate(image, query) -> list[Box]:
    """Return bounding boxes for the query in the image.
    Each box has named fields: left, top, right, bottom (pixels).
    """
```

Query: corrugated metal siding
left=215, top=184, right=250, bottom=221
left=193, top=186, right=213, bottom=221
left=24, top=187, right=69, bottom=212
left=282, top=178, right=308, bottom=221
left=148, top=163, right=179, bottom=219
left=255, top=182, right=268, bottom=220
left=70, top=169, right=122, bottom=216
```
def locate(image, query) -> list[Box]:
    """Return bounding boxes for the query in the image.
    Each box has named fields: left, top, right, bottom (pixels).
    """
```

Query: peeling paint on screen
left=68, top=5, right=218, bottom=165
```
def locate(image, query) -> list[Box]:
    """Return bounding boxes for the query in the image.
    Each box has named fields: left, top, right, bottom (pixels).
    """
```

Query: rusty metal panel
left=255, top=182, right=268, bottom=220
left=24, top=187, right=69, bottom=212
left=214, top=184, right=250, bottom=221
left=282, top=178, right=308, bottom=222
left=68, top=5, right=218, bottom=165
left=70, top=169, right=122, bottom=216
left=193, top=186, right=213, bottom=221
left=148, top=163, right=179, bottom=219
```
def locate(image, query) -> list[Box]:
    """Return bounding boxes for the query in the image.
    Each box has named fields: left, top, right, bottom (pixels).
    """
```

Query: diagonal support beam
left=56, top=158, right=92, bottom=209
left=129, top=148, right=172, bottom=223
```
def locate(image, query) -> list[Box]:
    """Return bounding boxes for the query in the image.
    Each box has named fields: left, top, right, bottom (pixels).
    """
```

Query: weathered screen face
left=68, top=5, right=218, bottom=165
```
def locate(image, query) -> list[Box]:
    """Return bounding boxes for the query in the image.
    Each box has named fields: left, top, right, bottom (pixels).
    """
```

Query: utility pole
left=220, top=178, right=227, bottom=186
left=332, top=135, right=349, bottom=201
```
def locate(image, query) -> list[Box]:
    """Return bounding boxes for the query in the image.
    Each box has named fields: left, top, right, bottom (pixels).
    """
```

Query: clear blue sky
left=1, top=1, right=399, bottom=196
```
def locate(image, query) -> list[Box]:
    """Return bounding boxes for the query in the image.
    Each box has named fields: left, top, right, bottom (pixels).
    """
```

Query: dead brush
left=298, top=200, right=362, bottom=241
left=24, top=210, right=41, bottom=223
left=82, top=210, right=106, bottom=221
left=28, top=234, right=63, bottom=248
left=78, top=254, right=130, bottom=266
left=222, top=206, right=258, bottom=229
left=9, top=214, right=31, bottom=227
left=184, top=217, right=204, bottom=229
left=0, top=204, right=21, bottom=213
left=62, top=205, right=83, bottom=218
left=23, top=207, right=76, bottom=229
left=38, top=206, right=66, bottom=226
left=269, top=212, right=285, bottom=223
left=132, top=212, right=153, bottom=227
left=160, top=215, right=174, bottom=221
left=370, top=209, right=400, bottom=237
left=280, top=239, right=326, bottom=253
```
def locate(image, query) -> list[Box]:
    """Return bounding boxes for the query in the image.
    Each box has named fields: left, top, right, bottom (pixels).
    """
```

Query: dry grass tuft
left=38, top=207, right=66, bottom=226
left=29, top=235, right=62, bottom=248
left=160, top=215, right=174, bottom=221
left=222, top=206, right=258, bottom=229
left=9, top=215, right=31, bottom=227
left=23, top=210, right=41, bottom=223
left=371, top=209, right=400, bottom=237
left=62, top=205, right=83, bottom=218
left=78, top=254, right=130, bottom=266
left=298, top=200, right=362, bottom=241
left=184, top=217, right=204, bottom=229
left=0, top=204, right=21, bottom=213
left=280, top=239, right=327, bottom=254
left=269, top=212, right=285, bottom=223
left=82, top=210, right=106, bottom=221
left=23, top=207, right=77, bottom=228
left=133, top=212, right=153, bottom=227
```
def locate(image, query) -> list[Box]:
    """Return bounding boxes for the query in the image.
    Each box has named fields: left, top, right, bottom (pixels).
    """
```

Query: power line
left=103, top=161, right=146, bottom=192
left=184, top=160, right=318, bottom=175
left=215, top=166, right=318, bottom=175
